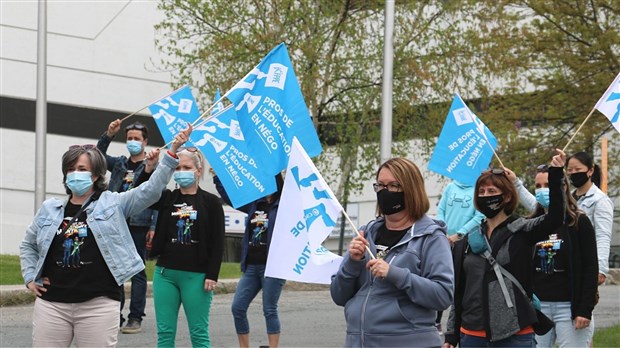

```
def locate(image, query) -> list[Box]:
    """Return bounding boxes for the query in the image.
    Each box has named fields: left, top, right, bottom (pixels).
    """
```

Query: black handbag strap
left=60, top=193, right=98, bottom=235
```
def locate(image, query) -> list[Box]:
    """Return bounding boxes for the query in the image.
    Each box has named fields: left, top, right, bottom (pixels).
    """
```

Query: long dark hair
left=566, top=151, right=601, bottom=187
left=528, top=176, right=582, bottom=229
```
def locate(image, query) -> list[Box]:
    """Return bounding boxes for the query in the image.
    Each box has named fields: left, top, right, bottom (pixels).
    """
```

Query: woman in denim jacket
left=20, top=127, right=191, bottom=347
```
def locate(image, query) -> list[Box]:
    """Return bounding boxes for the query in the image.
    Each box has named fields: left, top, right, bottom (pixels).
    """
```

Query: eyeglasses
left=176, top=146, right=199, bottom=153
left=536, top=164, right=549, bottom=173
left=372, top=182, right=402, bottom=193
left=69, top=144, right=96, bottom=150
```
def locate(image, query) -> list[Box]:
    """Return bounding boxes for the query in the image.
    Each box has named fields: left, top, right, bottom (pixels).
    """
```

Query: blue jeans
left=120, top=227, right=148, bottom=322
left=460, top=333, right=536, bottom=347
left=231, top=264, right=286, bottom=335
left=536, top=301, right=593, bottom=347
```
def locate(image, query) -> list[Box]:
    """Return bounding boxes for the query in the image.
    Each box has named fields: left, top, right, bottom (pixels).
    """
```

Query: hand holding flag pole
left=341, top=210, right=376, bottom=260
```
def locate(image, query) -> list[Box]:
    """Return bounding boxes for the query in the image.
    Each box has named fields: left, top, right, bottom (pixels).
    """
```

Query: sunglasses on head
left=484, top=168, right=505, bottom=175
left=176, top=146, right=199, bottom=153
left=125, top=123, right=146, bottom=131
left=536, top=164, right=549, bottom=173
left=69, top=144, right=96, bottom=150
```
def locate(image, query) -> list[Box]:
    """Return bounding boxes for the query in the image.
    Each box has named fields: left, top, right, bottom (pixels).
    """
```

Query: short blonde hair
left=375, top=157, right=429, bottom=220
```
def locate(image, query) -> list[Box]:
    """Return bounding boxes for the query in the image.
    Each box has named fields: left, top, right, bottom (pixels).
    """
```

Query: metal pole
left=380, top=0, right=394, bottom=163
left=35, top=0, right=47, bottom=210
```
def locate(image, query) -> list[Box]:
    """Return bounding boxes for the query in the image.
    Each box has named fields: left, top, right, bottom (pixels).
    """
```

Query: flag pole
left=158, top=103, right=235, bottom=150
left=342, top=209, right=376, bottom=260
left=562, top=107, right=597, bottom=152
left=476, top=125, right=504, bottom=168
left=120, top=85, right=190, bottom=123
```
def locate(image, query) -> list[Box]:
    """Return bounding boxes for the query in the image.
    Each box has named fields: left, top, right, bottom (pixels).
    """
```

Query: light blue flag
left=193, top=90, right=277, bottom=208
left=148, top=85, right=199, bottom=144
left=224, top=43, right=322, bottom=175
left=428, top=93, right=498, bottom=186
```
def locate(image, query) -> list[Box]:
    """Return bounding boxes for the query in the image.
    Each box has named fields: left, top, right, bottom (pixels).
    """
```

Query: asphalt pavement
left=1, top=284, right=618, bottom=347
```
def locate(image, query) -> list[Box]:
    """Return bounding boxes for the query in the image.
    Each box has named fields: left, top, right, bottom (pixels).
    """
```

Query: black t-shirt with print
left=41, top=201, right=121, bottom=303
left=120, top=160, right=142, bottom=193
left=533, top=231, right=570, bottom=301
left=156, top=193, right=204, bottom=272
left=246, top=201, right=271, bottom=265
left=374, top=224, right=409, bottom=260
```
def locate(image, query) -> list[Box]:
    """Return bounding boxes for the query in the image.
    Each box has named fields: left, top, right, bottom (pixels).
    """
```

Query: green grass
left=0, top=254, right=26, bottom=285
left=145, top=259, right=241, bottom=281
left=1, top=254, right=240, bottom=285
left=593, top=324, right=620, bottom=347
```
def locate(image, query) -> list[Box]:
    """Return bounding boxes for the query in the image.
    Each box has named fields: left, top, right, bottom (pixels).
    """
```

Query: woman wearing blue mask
left=141, top=146, right=225, bottom=348
left=20, top=127, right=191, bottom=347
left=506, top=164, right=598, bottom=347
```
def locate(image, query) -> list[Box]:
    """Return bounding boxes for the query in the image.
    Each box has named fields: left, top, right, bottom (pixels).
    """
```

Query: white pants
left=535, top=301, right=593, bottom=348
left=32, top=296, right=120, bottom=347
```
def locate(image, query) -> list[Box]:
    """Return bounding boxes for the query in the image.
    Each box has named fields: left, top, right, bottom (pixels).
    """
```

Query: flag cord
left=343, top=211, right=376, bottom=260
left=562, top=106, right=597, bottom=153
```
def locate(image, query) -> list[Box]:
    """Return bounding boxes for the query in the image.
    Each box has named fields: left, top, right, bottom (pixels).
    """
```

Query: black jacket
left=150, top=188, right=225, bottom=281
left=533, top=214, right=598, bottom=319
left=445, top=166, right=565, bottom=345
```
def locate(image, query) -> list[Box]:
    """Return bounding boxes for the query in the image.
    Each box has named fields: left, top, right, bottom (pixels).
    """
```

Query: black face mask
left=569, top=172, right=590, bottom=188
left=476, top=194, right=504, bottom=218
left=377, top=190, right=405, bottom=215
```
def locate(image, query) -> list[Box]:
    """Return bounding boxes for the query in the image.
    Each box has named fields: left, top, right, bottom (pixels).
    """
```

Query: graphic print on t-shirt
left=56, top=217, right=88, bottom=268
left=249, top=210, right=268, bottom=247
left=121, top=170, right=136, bottom=192
left=171, top=203, right=198, bottom=244
left=535, top=234, right=565, bottom=274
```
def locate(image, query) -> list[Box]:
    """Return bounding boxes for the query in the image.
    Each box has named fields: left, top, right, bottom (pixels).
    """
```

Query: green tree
left=153, top=0, right=485, bottom=201
left=457, top=0, right=620, bottom=196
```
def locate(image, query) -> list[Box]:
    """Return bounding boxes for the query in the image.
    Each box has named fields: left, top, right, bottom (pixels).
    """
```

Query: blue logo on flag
left=428, top=94, right=498, bottom=186
left=225, top=43, right=322, bottom=175
left=148, top=85, right=199, bottom=144
left=194, top=90, right=277, bottom=208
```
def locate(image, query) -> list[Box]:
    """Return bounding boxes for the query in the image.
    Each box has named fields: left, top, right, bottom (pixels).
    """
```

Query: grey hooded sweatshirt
left=330, top=215, right=454, bottom=347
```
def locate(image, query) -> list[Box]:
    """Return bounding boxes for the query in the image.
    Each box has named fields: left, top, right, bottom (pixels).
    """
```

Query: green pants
left=153, top=266, right=213, bottom=348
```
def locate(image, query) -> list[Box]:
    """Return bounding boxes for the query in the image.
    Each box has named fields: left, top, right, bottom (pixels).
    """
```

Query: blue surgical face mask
left=126, top=140, right=143, bottom=156
left=174, top=171, right=196, bottom=188
left=535, top=188, right=550, bottom=209
left=66, top=171, right=93, bottom=197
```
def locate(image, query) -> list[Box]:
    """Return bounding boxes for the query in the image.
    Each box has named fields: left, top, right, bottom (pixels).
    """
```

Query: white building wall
left=1, top=1, right=448, bottom=255
left=5, top=2, right=614, bottom=258
left=1, top=1, right=171, bottom=254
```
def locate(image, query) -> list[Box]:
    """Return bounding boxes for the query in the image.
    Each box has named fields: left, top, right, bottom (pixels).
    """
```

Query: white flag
left=594, top=72, right=620, bottom=133
left=265, top=138, right=343, bottom=284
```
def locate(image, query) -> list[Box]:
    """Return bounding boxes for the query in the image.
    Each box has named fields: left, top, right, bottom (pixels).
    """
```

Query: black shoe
left=121, top=318, right=142, bottom=334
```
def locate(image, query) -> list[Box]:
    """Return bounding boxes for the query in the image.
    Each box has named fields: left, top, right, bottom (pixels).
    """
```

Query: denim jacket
left=96, top=133, right=157, bottom=229
left=20, top=153, right=178, bottom=287
left=575, top=184, right=614, bottom=275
